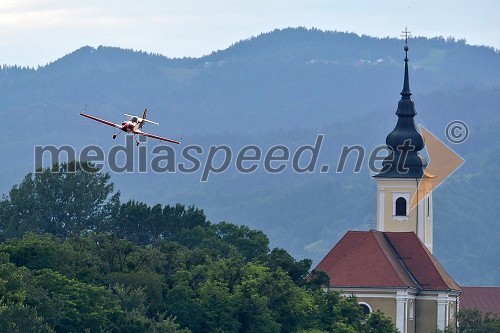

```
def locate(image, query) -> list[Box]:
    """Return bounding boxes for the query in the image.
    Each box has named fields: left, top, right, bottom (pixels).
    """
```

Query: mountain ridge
left=0, top=27, right=498, bottom=285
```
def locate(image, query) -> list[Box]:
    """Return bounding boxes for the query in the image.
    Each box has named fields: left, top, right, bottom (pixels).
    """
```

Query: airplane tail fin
left=139, top=108, right=147, bottom=129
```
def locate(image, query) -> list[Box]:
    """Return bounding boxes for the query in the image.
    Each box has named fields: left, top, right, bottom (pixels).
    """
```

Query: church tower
left=314, top=32, right=461, bottom=333
left=373, top=34, right=435, bottom=253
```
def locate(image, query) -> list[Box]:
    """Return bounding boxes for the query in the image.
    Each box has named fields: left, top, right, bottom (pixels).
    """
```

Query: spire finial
left=401, top=27, right=412, bottom=60
left=400, top=27, right=412, bottom=98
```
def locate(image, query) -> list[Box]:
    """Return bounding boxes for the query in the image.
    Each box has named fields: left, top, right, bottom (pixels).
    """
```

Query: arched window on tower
left=395, top=197, right=407, bottom=216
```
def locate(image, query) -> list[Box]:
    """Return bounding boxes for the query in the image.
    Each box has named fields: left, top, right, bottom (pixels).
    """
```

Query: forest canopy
left=0, top=161, right=399, bottom=333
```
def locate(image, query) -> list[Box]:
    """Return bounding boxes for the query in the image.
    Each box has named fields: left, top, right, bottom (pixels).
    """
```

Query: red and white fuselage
left=80, top=109, right=181, bottom=145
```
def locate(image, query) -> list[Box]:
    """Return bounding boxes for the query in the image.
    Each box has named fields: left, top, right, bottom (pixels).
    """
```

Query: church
left=313, top=40, right=462, bottom=333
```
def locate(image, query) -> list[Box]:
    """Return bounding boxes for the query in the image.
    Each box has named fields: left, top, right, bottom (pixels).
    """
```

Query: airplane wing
left=80, top=112, right=122, bottom=129
left=134, top=130, right=181, bottom=144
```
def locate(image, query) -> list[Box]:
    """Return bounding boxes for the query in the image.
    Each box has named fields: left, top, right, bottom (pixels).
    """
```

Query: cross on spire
left=401, top=27, right=412, bottom=44
left=401, top=27, right=412, bottom=59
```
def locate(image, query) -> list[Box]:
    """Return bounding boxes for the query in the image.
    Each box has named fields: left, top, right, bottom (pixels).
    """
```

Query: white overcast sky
left=1, top=0, right=499, bottom=67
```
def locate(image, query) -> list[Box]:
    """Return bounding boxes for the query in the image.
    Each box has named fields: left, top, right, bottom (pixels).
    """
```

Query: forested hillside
left=0, top=162, right=399, bottom=332
left=0, top=28, right=498, bottom=285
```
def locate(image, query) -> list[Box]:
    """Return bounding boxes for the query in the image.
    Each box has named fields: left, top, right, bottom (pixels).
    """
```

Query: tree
left=0, top=255, right=55, bottom=332
left=108, top=270, right=167, bottom=316
left=0, top=304, right=55, bottom=333
left=433, top=308, right=500, bottom=333
left=0, top=166, right=403, bottom=333
left=31, top=269, right=123, bottom=332
left=1, top=233, right=81, bottom=277
left=0, top=254, right=33, bottom=306
left=305, top=270, right=330, bottom=290
left=113, top=284, right=191, bottom=333
left=1, top=161, right=119, bottom=238
left=459, top=308, right=500, bottom=333
left=267, top=248, right=312, bottom=284
left=365, top=310, right=399, bottom=333
left=113, top=200, right=152, bottom=244
left=213, top=222, right=270, bottom=261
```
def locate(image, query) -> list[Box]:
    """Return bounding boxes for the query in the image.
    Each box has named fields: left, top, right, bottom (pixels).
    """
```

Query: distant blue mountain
left=1, top=27, right=498, bottom=285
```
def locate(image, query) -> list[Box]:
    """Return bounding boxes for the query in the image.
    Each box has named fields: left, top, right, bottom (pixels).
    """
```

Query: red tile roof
left=460, top=287, right=500, bottom=316
left=385, top=232, right=460, bottom=291
left=313, top=230, right=460, bottom=291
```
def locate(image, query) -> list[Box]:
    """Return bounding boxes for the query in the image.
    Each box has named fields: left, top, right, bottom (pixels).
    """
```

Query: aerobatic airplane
left=80, top=108, right=181, bottom=145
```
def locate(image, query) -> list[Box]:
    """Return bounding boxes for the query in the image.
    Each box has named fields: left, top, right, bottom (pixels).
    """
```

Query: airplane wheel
left=136, top=141, right=140, bottom=146
left=113, top=134, right=117, bottom=139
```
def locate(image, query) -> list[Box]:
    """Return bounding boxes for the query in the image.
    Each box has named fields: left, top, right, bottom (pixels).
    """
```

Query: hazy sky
left=1, top=0, right=498, bottom=67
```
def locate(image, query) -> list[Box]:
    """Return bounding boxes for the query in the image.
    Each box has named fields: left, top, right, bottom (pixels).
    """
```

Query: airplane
left=80, top=108, right=181, bottom=145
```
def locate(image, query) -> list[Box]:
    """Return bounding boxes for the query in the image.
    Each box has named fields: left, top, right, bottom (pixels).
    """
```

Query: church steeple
left=401, top=43, right=411, bottom=97
left=375, top=28, right=427, bottom=179
left=374, top=29, right=434, bottom=253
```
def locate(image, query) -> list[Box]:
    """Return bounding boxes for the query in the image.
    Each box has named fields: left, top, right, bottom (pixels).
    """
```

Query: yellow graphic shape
left=409, top=125, right=465, bottom=210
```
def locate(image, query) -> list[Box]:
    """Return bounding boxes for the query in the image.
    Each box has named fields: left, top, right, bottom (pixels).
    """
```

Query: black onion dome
left=375, top=43, right=427, bottom=178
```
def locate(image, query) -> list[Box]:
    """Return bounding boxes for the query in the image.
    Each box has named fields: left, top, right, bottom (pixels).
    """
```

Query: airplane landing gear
left=113, top=133, right=118, bottom=139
